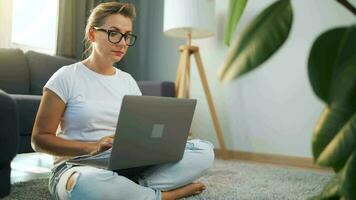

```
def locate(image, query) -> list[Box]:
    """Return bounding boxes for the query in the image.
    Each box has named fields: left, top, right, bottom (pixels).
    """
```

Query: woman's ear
left=88, top=27, right=95, bottom=42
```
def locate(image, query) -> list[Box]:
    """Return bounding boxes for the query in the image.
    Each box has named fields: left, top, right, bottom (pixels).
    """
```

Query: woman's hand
left=89, top=134, right=115, bottom=155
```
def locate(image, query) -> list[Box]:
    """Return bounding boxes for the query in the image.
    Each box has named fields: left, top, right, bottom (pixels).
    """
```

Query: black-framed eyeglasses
left=93, top=27, right=137, bottom=46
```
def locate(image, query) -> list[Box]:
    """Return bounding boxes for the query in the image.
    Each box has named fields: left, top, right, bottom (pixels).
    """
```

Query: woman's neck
left=82, top=53, right=116, bottom=75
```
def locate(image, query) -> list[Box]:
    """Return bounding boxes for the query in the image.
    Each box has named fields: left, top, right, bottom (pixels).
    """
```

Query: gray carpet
left=3, top=159, right=333, bottom=200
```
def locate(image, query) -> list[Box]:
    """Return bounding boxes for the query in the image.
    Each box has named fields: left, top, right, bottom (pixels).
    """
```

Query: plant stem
left=336, top=0, right=356, bottom=15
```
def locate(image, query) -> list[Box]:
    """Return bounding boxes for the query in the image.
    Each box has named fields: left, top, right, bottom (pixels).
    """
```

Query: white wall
left=189, top=0, right=355, bottom=157
left=131, top=0, right=356, bottom=158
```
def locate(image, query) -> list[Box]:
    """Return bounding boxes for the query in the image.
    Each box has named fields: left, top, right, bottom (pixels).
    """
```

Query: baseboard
left=214, top=149, right=332, bottom=171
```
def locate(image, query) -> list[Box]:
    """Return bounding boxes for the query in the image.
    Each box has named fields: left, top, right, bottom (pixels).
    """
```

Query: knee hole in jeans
left=66, top=172, right=79, bottom=192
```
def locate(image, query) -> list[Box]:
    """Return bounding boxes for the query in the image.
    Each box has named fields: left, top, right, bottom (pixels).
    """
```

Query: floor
left=10, top=152, right=330, bottom=184
left=10, top=152, right=54, bottom=184
left=7, top=156, right=333, bottom=200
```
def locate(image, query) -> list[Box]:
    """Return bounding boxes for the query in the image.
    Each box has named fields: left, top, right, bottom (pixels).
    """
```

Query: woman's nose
left=117, top=37, right=128, bottom=46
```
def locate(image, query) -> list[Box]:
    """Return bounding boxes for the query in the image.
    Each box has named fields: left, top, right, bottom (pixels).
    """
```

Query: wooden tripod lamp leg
left=193, top=49, right=229, bottom=159
left=175, top=49, right=184, bottom=95
left=184, top=48, right=191, bottom=99
left=176, top=47, right=190, bottom=98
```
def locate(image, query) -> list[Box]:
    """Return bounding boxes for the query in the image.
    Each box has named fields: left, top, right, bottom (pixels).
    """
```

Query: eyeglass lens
left=108, top=31, right=135, bottom=45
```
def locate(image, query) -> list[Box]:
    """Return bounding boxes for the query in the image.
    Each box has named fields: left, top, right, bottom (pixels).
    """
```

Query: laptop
left=67, top=95, right=197, bottom=171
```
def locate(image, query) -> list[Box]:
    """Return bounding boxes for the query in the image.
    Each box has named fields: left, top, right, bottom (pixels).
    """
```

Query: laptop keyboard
left=66, top=148, right=112, bottom=169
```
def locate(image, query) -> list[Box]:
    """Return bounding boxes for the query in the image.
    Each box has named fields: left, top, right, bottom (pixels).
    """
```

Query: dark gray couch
left=0, top=90, right=18, bottom=197
left=0, top=48, right=174, bottom=197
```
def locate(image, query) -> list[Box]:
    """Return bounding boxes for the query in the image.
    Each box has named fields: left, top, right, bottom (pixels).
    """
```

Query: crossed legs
left=60, top=139, right=214, bottom=200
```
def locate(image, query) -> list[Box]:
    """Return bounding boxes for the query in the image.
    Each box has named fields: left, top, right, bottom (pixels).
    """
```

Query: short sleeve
left=44, top=66, right=73, bottom=103
left=128, top=74, right=142, bottom=96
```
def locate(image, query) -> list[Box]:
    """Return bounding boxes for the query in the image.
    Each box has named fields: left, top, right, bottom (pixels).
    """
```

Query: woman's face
left=91, top=14, right=133, bottom=63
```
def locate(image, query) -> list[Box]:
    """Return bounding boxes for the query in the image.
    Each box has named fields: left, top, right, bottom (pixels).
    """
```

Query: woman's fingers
left=97, top=141, right=112, bottom=152
left=90, top=134, right=115, bottom=155
left=99, top=136, right=114, bottom=151
left=104, top=136, right=114, bottom=145
left=100, top=142, right=112, bottom=149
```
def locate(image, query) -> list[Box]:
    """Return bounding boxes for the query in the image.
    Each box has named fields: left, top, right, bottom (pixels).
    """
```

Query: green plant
left=219, top=0, right=356, bottom=199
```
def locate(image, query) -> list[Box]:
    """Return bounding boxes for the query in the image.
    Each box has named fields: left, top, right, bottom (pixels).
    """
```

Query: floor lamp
left=164, top=0, right=228, bottom=159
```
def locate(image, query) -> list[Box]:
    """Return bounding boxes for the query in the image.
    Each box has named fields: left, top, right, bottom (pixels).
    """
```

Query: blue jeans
left=48, top=139, right=214, bottom=200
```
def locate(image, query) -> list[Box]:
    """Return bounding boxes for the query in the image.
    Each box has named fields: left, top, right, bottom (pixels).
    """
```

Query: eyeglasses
left=93, top=27, right=137, bottom=46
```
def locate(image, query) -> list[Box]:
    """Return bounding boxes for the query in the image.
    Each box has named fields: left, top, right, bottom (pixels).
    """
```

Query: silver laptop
left=67, top=95, right=197, bottom=171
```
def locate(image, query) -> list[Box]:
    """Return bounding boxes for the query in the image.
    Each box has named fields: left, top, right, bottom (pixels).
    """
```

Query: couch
left=0, top=90, right=18, bottom=197
left=0, top=48, right=174, bottom=197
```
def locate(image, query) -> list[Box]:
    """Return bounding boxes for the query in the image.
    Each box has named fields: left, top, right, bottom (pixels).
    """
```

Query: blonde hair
left=83, top=2, right=136, bottom=58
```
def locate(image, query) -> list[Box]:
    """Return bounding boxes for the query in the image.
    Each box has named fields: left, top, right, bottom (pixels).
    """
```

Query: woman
left=31, top=2, right=214, bottom=200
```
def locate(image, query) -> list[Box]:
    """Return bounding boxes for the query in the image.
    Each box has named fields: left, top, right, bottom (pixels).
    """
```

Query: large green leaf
left=311, top=105, right=354, bottom=166
left=309, top=25, right=356, bottom=198
left=315, top=57, right=356, bottom=169
left=317, top=113, right=356, bottom=170
left=309, top=26, right=356, bottom=170
left=219, top=0, right=293, bottom=83
left=340, top=150, right=356, bottom=199
left=224, top=0, right=248, bottom=46
left=308, top=25, right=356, bottom=105
left=311, top=151, right=356, bottom=199
left=312, top=56, right=356, bottom=170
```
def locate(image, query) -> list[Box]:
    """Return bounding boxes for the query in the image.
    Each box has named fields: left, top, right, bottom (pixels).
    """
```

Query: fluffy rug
left=4, top=159, right=333, bottom=200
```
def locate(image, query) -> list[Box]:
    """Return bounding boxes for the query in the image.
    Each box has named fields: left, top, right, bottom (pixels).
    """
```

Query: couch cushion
left=0, top=48, right=30, bottom=94
left=26, top=51, right=77, bottom=95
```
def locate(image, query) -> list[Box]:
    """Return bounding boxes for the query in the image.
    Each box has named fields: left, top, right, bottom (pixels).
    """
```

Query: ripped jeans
left=48, top=139, right=215, bottom=200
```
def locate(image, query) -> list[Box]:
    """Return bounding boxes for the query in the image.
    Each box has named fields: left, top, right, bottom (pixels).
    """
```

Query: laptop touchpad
left=151, top=124, right=165, bottom=138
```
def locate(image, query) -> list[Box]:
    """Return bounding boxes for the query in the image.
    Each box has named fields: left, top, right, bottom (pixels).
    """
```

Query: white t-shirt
left=44, top=62, right=142, bottom=142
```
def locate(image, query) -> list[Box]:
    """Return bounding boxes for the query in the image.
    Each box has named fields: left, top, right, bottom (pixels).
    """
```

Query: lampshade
left=163, top=0, right=215, bottom=39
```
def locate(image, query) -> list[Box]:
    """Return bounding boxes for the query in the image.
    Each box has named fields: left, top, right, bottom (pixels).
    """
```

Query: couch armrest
left=0, top=90, right=18, bottom=163
left=137, top=81, right=175, bottom=97
left=10, top=94, right=41, bottom=153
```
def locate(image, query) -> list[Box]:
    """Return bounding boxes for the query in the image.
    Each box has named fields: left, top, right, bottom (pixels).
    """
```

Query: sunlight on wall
left=11, top=0, right=58, bottom=52
left=0, top=0, right=12, bottom=48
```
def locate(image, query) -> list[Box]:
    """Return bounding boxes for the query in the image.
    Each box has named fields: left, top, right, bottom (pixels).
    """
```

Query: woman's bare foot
left=162, top=182, right=206, bottom=200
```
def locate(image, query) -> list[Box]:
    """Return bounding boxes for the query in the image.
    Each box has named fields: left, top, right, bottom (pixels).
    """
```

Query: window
left=11, top=0, right=58, bottom=54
